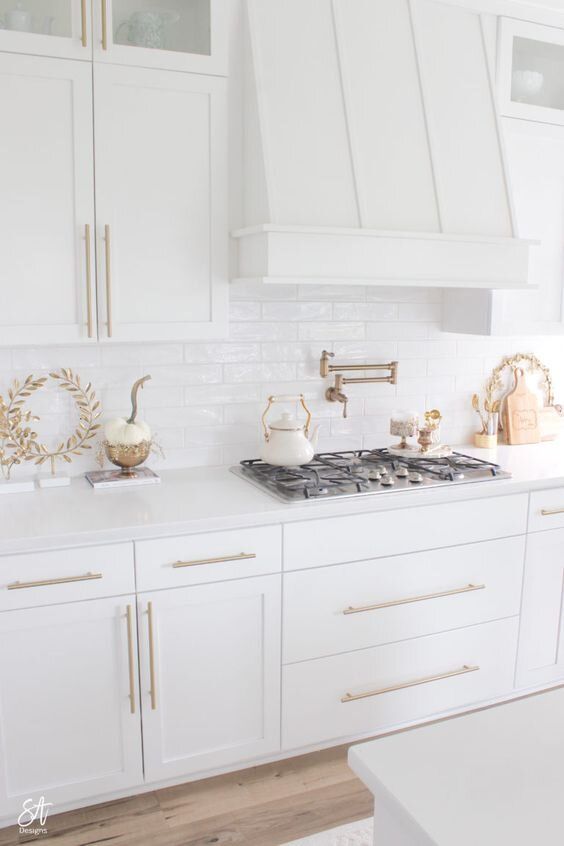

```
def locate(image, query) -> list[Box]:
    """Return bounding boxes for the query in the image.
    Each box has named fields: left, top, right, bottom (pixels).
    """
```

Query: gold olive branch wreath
left=0, top=375, right=47, bottom=480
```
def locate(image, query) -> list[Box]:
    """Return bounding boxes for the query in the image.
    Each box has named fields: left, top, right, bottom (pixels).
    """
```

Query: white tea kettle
left=261, top=395, right=319, bottom=467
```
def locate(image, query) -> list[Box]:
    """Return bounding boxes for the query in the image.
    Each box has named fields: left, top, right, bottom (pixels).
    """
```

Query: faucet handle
left=320, top=350, right=335, bottom=378
left=343, top=398, right=348, bottom=419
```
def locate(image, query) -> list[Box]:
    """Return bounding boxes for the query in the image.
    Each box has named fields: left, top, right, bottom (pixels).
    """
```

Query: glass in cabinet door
left=0, top=0, right=91, bottom=58
left=99, top=0, right=225, bottom=75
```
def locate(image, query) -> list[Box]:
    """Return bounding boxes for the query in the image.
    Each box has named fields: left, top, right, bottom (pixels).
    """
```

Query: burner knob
left=380, top=475, right=395, bottom=486
left=367, top=470, right=381, bottom=481
left=395, top=466, right=409, bottom=478
left=408, top=472, right=423, bottom=484
left=373, top=464, right=387, bottom=474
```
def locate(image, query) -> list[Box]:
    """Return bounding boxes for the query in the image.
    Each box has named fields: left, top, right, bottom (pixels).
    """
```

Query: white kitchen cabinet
left=93, top=0, right=227, bottom=76
left=138, top=574, right=281, bottom=782
left=443, top=117, right=564, bottom=335
left=0, top=0, right=92, bottom=60
left=516, top=528, right=564, bottom=688
left=0, top=596, right=142, bottom=818
left=93, top=64, right=228, bottom=341
left=0, top=53, right=96, bottom=345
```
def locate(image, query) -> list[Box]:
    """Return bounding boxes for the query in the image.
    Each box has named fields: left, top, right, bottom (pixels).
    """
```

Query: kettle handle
left=261, top=394, right=312, bottom=441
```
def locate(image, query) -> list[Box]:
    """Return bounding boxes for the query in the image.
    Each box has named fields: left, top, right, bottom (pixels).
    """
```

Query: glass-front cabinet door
left=93, top=0, right=227, bottom=75
left=0, top=0, right=92, bottom=59
left=498, top=17, right=564, bottom=127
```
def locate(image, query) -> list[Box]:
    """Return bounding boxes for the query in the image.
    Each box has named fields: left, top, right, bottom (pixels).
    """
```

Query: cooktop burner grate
left=231, top=448, right=510, bottom=503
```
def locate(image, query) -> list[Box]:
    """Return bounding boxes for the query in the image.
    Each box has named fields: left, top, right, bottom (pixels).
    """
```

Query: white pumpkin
left=104, top=374, right=152, bottom=446
left=104, top=417, right=151, bottom=446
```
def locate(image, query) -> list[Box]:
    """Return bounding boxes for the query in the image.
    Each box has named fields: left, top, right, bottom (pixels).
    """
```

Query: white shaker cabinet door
left=0, top=54, right=96, bottom=345
left=138, top=575, right=281, bottom=782
left=0, top=597, right=142, bottom=820
left=93, top=64, right=228, bottom=342
left=516, top=529, right=564, bottom=688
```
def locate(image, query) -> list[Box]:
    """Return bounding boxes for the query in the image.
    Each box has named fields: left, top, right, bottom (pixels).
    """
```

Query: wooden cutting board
left=504, top=368, right=541, bottom=445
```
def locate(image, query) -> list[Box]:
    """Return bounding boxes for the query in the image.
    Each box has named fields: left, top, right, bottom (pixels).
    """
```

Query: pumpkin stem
left=128, top=375, right=151, bottom=424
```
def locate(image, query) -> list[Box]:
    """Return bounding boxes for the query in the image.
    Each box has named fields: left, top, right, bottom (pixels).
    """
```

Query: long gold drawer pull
left=343, top=583, right=486, bottom=615
left=173, top=552, right=257, bottom=569
left=7, top=572, right=102, bottom=591
left=341, top=665, right=480, bottom=704
left=147, top=601, right=157, bottom=711
left=101, top=0, right=108, bottom=50
left=126, top=605, right=136, bottom=715
left=104, top=224, right=113, bottom=337
left=85, top=223, right=93, bottom=338
left=541, top=507, right=564, bottom=516
left=81, top=0, right=87, bottom=47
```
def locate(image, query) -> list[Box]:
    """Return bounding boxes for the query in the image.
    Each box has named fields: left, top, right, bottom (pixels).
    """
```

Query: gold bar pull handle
left=104, top=224, right=113, bottom=337
left=84, top=223, right=94, bottom=338
left=81, top=0, right=87, bottom=47
left=343, top=583, right=486, bottom=616
left=173, top=552, right=257, bottom=569
left=7, top=572, right=102, bottom=591
left=341, top=665, right=480, bottom=704
left=101, top=0, right=108, bottom=50
left=147, top=601, right=157, bottom=711
left=541, top=507, right=564, bottom=516
left=126, top=605, right=136, bottom=715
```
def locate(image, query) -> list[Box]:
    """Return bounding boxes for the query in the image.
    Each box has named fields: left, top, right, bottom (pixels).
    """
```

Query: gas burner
left=232, top=449, right=510, bottom=503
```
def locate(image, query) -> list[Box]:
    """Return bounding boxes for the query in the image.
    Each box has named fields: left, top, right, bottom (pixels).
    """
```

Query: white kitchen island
left=1, top=442, right=564, bottom=827
left=349, top=686, right=564, bottom=846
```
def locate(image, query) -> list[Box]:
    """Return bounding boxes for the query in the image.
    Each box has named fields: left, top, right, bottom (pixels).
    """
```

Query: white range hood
left=233, top=0, right=533, bottom=289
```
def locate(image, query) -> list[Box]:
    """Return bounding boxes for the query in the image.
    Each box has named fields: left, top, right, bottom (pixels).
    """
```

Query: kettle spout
left=308, top=423, right=320, bottom=449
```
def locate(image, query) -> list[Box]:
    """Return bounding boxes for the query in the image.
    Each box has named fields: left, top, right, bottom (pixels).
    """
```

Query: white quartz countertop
left=2, top=443, right=564, bottom=554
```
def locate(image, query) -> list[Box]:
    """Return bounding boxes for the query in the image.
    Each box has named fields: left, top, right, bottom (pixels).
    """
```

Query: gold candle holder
left=103, top=440, right=152, bottom=477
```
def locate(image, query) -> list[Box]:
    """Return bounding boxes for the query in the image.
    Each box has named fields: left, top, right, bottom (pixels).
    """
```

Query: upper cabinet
left=0, top=0, right=227, bottom=73
left=498, top=17, right=564, bottom=127
left=93, top=0, right=227, bottom=75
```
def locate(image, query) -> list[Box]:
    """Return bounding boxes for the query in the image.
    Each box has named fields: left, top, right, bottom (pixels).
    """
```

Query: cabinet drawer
left=283, top=537, right=524, bottom=663
left=284, top=494, right=528, bottom=570
left=0, top=544, right=134, bottom=611
left=135, top=525, right=282, bottom=591
left=528, top=488, right=564, bottom=532
left=282, top=618, right=519, bottom=750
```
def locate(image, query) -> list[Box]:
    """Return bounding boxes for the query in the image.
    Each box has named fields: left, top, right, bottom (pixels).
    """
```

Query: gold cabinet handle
left=81, top=0, right=87, bottom=47
left=341, top=665, right=480, bottom=704
left=7, top=572, right=102, bottom=590
left=126, top=605, right=136, bottom=715
left=541, top=507, right=564, bottom=516
left=147, top=601, right=157, bottom=710
left=84, top=223, right=94, bottom=338
left=104, top=224, right=113, bottom=337
left=101, top=0, right=108, bottom=49
left=172, top=552, right=257, bottom=569
left=343, top=583, right=486, bottom=616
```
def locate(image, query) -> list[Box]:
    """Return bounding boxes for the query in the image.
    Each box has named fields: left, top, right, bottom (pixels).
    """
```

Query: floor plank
left=0, top=746, right=372, bottom=846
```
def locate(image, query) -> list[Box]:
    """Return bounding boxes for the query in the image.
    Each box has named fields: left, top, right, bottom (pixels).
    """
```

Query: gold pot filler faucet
left=320, top=350, right=398, bottom=418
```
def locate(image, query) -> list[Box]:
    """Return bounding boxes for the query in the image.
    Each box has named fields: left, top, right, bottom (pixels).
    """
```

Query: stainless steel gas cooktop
left=230, top=448, right=511, bottom=503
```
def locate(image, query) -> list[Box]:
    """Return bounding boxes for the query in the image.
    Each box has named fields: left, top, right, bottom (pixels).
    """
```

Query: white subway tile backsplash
left=7, top=286, right=564, bottom=476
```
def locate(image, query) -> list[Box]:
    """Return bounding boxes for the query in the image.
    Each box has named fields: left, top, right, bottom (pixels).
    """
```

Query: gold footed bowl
left=104, top=440, right=151, bottom=477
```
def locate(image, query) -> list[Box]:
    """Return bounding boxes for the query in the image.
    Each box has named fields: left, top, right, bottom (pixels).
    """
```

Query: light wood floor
left=0, top=745, right=373, bottom=846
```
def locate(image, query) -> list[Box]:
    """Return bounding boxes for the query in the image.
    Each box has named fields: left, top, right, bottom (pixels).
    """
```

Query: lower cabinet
left=516, top=528, right=564, bottom=688
left=137, top=575, right=282, bottom=782
left=0, top=596, right=142, bottom=818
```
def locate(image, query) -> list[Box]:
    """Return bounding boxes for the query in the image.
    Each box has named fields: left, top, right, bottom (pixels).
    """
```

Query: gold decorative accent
left=28, top=370, right=102, bottom=475
left=103, top=441, right=152, bottom=477
left=485, top=353, right=554, bottom=410
left=126, top=605, right=136, bottom=715
left=7, top=572, right=102, bottom=590
left=343, top=583, right=486, bottom=615
left=340, top=665, right=480, bottom=703
left=101, top=0, right=108, bottom=50
left=81, top=0, right=87, bottom=47
left=105, top=224, right=112, bottom=336
left=147, top=601, right=157, bottom=711
left=261, top=394, right=312, bottom=441
left=85, top=224, right=93, bottom=338
left=173, top=552, right=257, bottom=569
left=0, top=375, right=47, bottom=480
